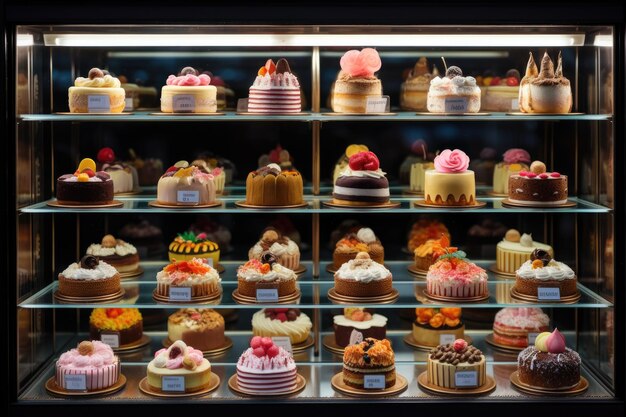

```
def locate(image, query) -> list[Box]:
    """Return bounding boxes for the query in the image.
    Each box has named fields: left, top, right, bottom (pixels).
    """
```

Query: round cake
left=248, top=58, right=301, bottom=113
left=86, top=234, right=139, bottom=274
left=427, top=65, right=481, bottom=113
left=167, top=309, right=225, bottom=351
left=236, top=336, right=297, bottom=394
left=343, top=338, right=395, bottom=389
left=496, top=229, right=553, bottom=274
left=68, top=68, right=125, bottom=113
left=519, top=52, right=572, bottom=114
left=400, top=139, right=432, bottom=186
left=400, top=57, right=438, bottom=112
left=424, top=149, right=476, bottom=206
left=89, top=308, right=143, bottom=346
left=127, top=149, right=163, bottom=186
left=492, top=148, right=531, bottom=195
left=513, top=249, right=577, bottom=297
left=160, top=67, right=217, bottom=113
left=333, top=151, right=389, bottom=205
left=470, top=147, right=497, bottom=185
left=479, top=69, right=520, bottom=112
left=414, top=234, right=456, bottom=272
left=334, top=308, right=387, bottom=348
left=249, top=229, right=300, bottom=271
left=237, top=255, right=297, bottom=298
left=333, top=144, right=369, bottom=183
left=334, top=252, right=392, bottom=298
left=252, top=308, right=312, bottom=345
left=191, top=160, right=225, bottom=194
left=58, top=255, right=121, bottom=298
left=56, top=158, right=114, bottom=205
left=426, top=251, right=488, bottom=299
left=508, top=160, right=568, bottom=206
left=97, top=147, right=139, bottom=194
left=333, top=227, right=384, bottom=270
left=427, top=339, right=486, bottom=389
left=147, top=340, right=212, bottom=393
left=168, top=231, right=220, bottom=265
left=155, top=258, right=222, bottom=299
left=245, top=163, right=303, bottom=206
left=331, top=48, right=382, bottom=113
left=413, top=308, right=464, bottom=348
left=56, top=341, right=120, bottom=391
left=157, top=161, right=217, bottom=206
left=493, top=307, right=550, bottom=348
left=407, top=218, right=450, bottom=253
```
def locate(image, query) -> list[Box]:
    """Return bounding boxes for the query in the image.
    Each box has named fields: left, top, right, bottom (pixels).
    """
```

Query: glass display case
left=4, top=2, right=624, bottom=413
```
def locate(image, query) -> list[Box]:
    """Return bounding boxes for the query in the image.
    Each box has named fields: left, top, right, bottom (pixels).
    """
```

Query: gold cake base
left=501, top=198, right=577, bottom=208
left=228, top=373, right=306, bottom=397
left=407, top=264, right=428, bottom=277
left=423, top=290, right=489, bottom=303
left=120, top=266, right=144, bottom=279
left=327, top=287, right=399, bottom=305
left=414, top=200, right=486, bottom=209
left=509, top=371, right=589, bottom=396
left=53, top=289, right=125, bottom=304
left=330, top=372, right=408, bottom=397
left=488, top=264, right=516, bottom=278
left=47, top=200, right=123, bottom=209
left=148, top=201, right=223, bottom=209
left=510, top=288, right=581, bottom=304
left=322, top=200, right=401, bottom=209
left=138, top=373, right=220, bottom=398
left=163, top=336, right=233, bottom=356
left=150, top=112, right=225, bottom=116
left=403, top=333, right=473, bottom=351
left=234, top=201, right=308, bottom=209
left=417, top=371, right=496, bottom=396
left=415, top=112, right=491, bottom=116
left=231, top=288, right=301, bottom=305
left=152, top=290, right=222, bottom=305
left=45, top=374, right=126, bottom=397
left=322, top=112, right=397, bottom=116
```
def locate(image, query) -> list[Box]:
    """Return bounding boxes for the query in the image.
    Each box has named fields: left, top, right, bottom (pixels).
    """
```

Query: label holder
left=363, top=374, right=386, bottom=389
left=161, top=376, right=185, bottom=392
left=365, top=95, right=390, bottom=113
left=63, top=374, right=87, bottom=391
left=169, top=287, right=192, bottom=302
left=537, top=287, right=561, bottom=300
left=455, top=371, right=478, bottom=387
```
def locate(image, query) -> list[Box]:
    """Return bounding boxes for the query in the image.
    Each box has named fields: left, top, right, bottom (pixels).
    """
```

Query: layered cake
left=334, top=308, right=387, bottom=348
left=245, top=163, right=304, bottom=206
left=480, top=69, right=520, bottom=112
left=89, top=308, right=143, bottom=346
left=493, top=307, right=550, bottom=348
left=496, top=229, right=553, bottom=274
left=427, top=339, right=486, bottom=389
left=191, top=159, right=225, bottom=194
left=519, top=52, right=572, bottom=114
left=248, top=229, right=300, bottom=270
left=408, top=141, right=435, bottom=192
left=160, top=67, right=217, bottom=113
left=236, top=337, right=298, bottom=394
left=56, top=158, right=114, bottom=205
left=426, top=251, right=488, bottom=299
left=155, top=258, right=222, bottom=299
left=96, top=147, right=139, bottom=194
left=332, top=48, right=383, bottom=113
left=195, top=152, right=236, bottom=185
left=424, top=148, right=476, bottom=206
left=333, top=144, right=369, bottom=183
left=493, top=148, right=531, bottom=195
left=58, top=255, right=121, bottom=298
left=252, top=308, right=312, bottom=345
left=147, top=340, right=212, bottom=392
left=400, top=57, right=438, bottom=111
left=86, top=234, right=140, bottom=274
left=248, top=58, right=301, bottom=113
left=333, top=151, right=390, bottom=205
left=55, top=341, right=120, bottom=391
left=237, top=255, right=298, bottom=298
left=414, top=234, right=456, bottom=272
left=407, top=218, right=450, bottom=253
left=127, top=149, right=163, bottom=186
left=168, top=231, right=220, bottom=266
left=333, top=227, right=384, bottom=270
left=167, top=309, right=225, bottom=351
left=157, top=161, right=217, bottom=206
left=413, top=308, right=464, bottom=348
left=334, top=252, right=393, bottom=298
left=343, top=338, right=395, bottom=389
left=517, top=329, right=581, bottom=388
left=68, top=68, right=125, bottom=113
left=427, top=64, right=481, bottom=113
left=469, top=147, right=497, bottom=185
left=508, top=160, right=568, bottom=206
left=513, top=249, right=577, bottom=297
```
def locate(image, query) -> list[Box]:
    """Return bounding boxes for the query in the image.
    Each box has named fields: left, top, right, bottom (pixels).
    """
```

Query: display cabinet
left=4, top=2, right=624, bottom=414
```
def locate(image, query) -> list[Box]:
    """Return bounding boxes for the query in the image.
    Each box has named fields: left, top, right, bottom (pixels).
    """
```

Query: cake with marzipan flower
left=413, top=308, right=464, bottom=348
left=58, top=255, right=121, bottom=298
left=245, top=163, right=303, bottom=206
left=168, top=309, right=225, bottom=352
left=236, top=336, right=297, bottom=394
left=334, top=308, right=387, bottom=348
left=332, top=49, right=382, bottom=113
left=147, top=340, right=212, bottom=393
left=427, top=339, right=486, bottom=389
left=333, top=227, right=384, bottom=270
left=155, top=258, right=221, bottom=299
left=334, top=252, right=392, bottom=298
left=89, top=308, right=143, bottom=346
left=87, top=234, right=139, bottom=274
left=237, top=254, right=297, bottom=298
left=426, top=251, right=488, bottom=299
left=56, top=341, right=120, bottom=391
left=252, top=308, right=312, bottom=345
left=496, top=229, right=553, bottom=274
left=513, top=249, right=577, bottom=297
left=343, top=338, right=395, bottom=389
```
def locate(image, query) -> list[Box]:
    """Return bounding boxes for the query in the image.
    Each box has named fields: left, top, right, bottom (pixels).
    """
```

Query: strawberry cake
left=493, top=307, right=550, bottom=348
left=426, top=251, right=488, bottom=299
left=333, top=151, right=390, bottom=205
left=235, top=337, right=298, bottom=394
left=55, top=341, right=120, bottom=391
left=248, top=58, right=301, bottom=113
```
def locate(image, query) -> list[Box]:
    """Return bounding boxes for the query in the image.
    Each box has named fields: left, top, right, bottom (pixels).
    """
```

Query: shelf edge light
left=44, top=33, right=585, bottom=47
left=17, top=34, right=34, bottom=47
left=593, top=35, right=613, bottom=47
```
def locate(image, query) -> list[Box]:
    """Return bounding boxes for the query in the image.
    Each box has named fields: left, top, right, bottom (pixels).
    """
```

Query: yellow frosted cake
left=68, top=68, right=125, bottom=113
left=424, top=149, right=476, bottom=206
left=160, top=67, right=217, bottom=113
left=496, top=229, right=553, bottom=274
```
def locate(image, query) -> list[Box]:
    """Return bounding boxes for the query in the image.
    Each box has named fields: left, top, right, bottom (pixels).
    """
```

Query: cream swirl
left=429, top=75, right=479, bottom=97
left=58, top=341, right=116, bottom=368
left=251, top=310, right=312, bottom=342
left=252, top=72, right=300, bottom=89
left=59, top=261, right=117, bottom=280
left=434, top=149, right=470, bottom=173
left=338, top=167, right=386, bottom=179
left=356, top=228, right=376, bottom=244
left=74, top=74, right=121, bottom=88
left=86, top=241, right=137, bottom=257
left=335, top=259, right=391, bottom=282
left=238, top=262, right=297, bottom=282
left=153, top=340, right=204, bottom=369
left=166, top=73, right=210, bottom=86
left=516, top=260, right=576, bottom=280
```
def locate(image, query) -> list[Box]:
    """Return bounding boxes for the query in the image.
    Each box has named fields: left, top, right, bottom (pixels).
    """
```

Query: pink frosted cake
left=248, top=59, right=301, bottom=113
left=426, top=251, right=488, bottom=299
left=235, top=336, right=298, bottom=394
left=493, top=307, right=550, bottom=348
left=55, top=341, right=120, bottom=391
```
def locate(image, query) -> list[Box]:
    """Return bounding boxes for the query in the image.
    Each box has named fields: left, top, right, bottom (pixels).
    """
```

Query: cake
left=56, top=158, right=114, bottom=205
left=413, top=308, right=464, bottom=348
left=68, top=68, right=125, bottom=113
left=469, top=147, right=497, bottom=185
left=244, top=163, right=303, bottom=206
left=55, top=341, right=120, bottom=391
left=207, top=72, right=236, bottom=110
left=190, top=159, right=225, bottom=194
left=89, top=308, right=143, bottom=346
left=127, top=149, right=163, bottom=186
left=400, top=57, right=438, bottom=111
left=257, top=145, right=295, bottom=172
left=480, top=69, right=521, bottom=112
left=195, top=152, right=236, bottom=185
left=118, top=75, right=139, bottom=111
left=496, top=229, right=554, bottom=274
left=332, top=48, right=383, bottom=113
left=407, top=218, right=450, bottom=253
left=414, top=234, right=456, bottom=272
left=155, top=258, right=222, bottom=299
left=248, top=229, right=300, bottom=270
left=333, top=308, right=387, bottom=348
left=517, top=329, right=581, bottom=388
left=493, top=307, right=550, bottom=348
left=156, top=161, right=217, bottom=206
left=168, top=231, right=220, bottom=266
left=426, top=251, right=488, bottom=299
left=508, top=160, right=568, bottom=206
left=236, top=337, right=298, bottom=394
left=513, top=249, right=577, bottom=297
left=86, top=234, right=140, bottom=274
left=167, top=309, right=225, bottom=351
left=96, top=147, right=139, bottom=194
left=118, top=218, right=164, bottom=258
left=237, top=255, right=298, bottom=298
left=407, top=140, right=436, bottom=192
left=493, top=148, right=531, bottom=195
left=333, top=144, right=369, bottom=183
left=424, top=148, right=476, bottom=206
left=399, top=139, right=432, bottom=185
left=160, top=67, right=217, bottom=113
left=58, top=255, right=121, bottom=298
left=248, top=58, right=301, bottom=113
left=333, top=227, right=384, bottom=270
left=252, top=308, right=312, bottom=345
left=342, top=338, right=395, bottom=389
left=147, top=340, right=212, bottom=392
left=427, top=64, right=481, bottom=113
left=427, top=339, right=486, bottom=389
left=333, top=151, right=390, bottom=205
left=334, top=252, right=393, bottom=298
left=519, top=52, right=572, bottom=114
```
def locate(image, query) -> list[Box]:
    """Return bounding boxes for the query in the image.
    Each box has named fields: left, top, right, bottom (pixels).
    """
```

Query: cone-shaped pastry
left=518, top=51, right=572, bottom=113
left=555, top=51, right=563, bottom=77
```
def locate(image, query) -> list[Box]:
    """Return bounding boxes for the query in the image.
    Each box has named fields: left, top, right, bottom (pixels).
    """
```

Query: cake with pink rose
left=333, top=151, right=390, bottom=205
left=493, top=307, right=550, bottom=348
left=493, top=148, right=531, bottom=195
left=248, top=58, right=301, bottom=113
left=332, top=48, right=383, bottom=113
left=55, top=341, right=120, bottom=391
left=426, top=250, right=488, bottom=299
left=147, top=340, right=212, bottom=393
left=424, top=149, right=476, bottom=206
left=160, top=67, right=217, bottom=113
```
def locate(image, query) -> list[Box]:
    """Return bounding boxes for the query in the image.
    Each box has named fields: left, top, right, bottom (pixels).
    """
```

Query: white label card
left=363, top=375, right=386, bottom=389
left=538, top=287, right=561, bottom=300
left=88, top=95, right=110, bottom=112
left=124, top=97, right=134, bottom=111
left=237, top=98, right=249, bottom=112
left=177, top=190, right=199, bottom=204
left=349, top=330, right=363, bottom=346
left=100, top=332, right=120, bottom=348
left=528, top=332, right=540, bottom=345
left=256, top=288, right=279, bottom=302
left=272, top=336, right=292, bottom=354
left=455, top=371, right=478, bottom=387
left=511, top=99, right=520, bottom=111
left=169, top=287, right=191, bottom=301
left=439, top=334, right=456, bottom=345
left=365, top=96, right=390, bottom=113
left=444, top=98, right=468, bottom=113
left=173, top=95, right=195, bottom=112
left=162, top=376, right=185, bottom=392
left=64, top=374, right=87, bottom=391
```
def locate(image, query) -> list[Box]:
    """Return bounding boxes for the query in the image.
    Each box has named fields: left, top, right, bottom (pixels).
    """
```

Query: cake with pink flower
left=493, top=148, right=531, bottom=195
left=156, top=160, right=217, bottom=206
left=235, top=336, right=298, bottom=394
left=493, top=307, right=550, bottom=348
left=332, top=48, right=383, bottom=113
left=55, top=341, right=120, bottom=391
left=424, top=148, right=476, bottom=206
left=426, top=250, right=488, bottom=299
left=248, top=58, right=301, bottom=113
left=147, top=340, right=212, bottom=392
left=160, top=67, right=217, bottom=113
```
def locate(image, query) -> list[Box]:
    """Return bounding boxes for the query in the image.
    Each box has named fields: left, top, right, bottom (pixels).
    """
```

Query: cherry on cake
left=248, top=59, right=301, bottom=113
left=160, top=67, right=217, bottom=113
left=413, top=308, right=464, bottom=348
left=236, top=336, right=298, bottom=394
left=334, top=252, right=393, bottom=298
left=58, top=255, right=121, bottom=298
left=333, top=308, right=387, bottom=348
left=519, top=52, right=572, bottom=114
left=426, top=250, right=488, bottom=299
left=342, top=338, right=395, bottom=389
left=56, top=158, right=114, bottom=205
left=55, top=341, right=120, bottom=391
left=496, top=229, right=553, bottom=274
left=424, top=149, right=476, bottom=206
left=427, top=339, right=486, bottom=389
left=157, top=160, right=217, bottom=206
left=155, top=258, right=222, bottom=300
left=237, top=254, right=298, bottom=298
left=513, top=249, right=577, bottom=297
left=86, top=234, right=139, bottom=274
left=68, top=68, right=125, bottom=113
left=493, top=307, right=550, bottom=349
left=333, top=151, right=390, bottom=206
left=493, top=149, right=531, bottom=195
left=427, top=64, right=481, bottom=113
left=249, top=229, right=300, bottom=271
left=252, top=308, right=312, bottom=345
left=508, top=160, right=568, bottom=206
left=332, top=48, right=383, bottom=113
left=167, top=309, right=225, bottom=351
left=147, top=340, right=212, bottom=393
left=89, top=308, right=143, bottom=346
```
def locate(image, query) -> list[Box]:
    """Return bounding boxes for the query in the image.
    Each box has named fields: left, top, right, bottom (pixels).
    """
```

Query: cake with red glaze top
left=248, top=59, right=301, bottom=113
left=55, top=341, right=120, bottom=391
left=236, top=336, right=298, bottom=394
left=333, top=151, right=390, bottom=205
left=508, top=160, right=568, bottom=206
left=426, top=250, right=488, bottom=299
left=493, top=307, right=550, bottom=348
left=56, top=158, right=114, bottom=205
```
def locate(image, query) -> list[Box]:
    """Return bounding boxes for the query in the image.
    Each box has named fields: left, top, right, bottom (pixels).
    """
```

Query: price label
left=100, top=332, right=120, bottom=348
left=124, top=97, right=134, bottom=111
left=162, top=376, right=185, bottom=392
left=256, top=288, right=279, bottom=302
left=538, top=287, right=561, bottom=300
left=444, top=98, right=468, bottom=113
left=63, top=374, right=87, bottom=391
left=206, top=258, right=214, bottom=267
left=365, top=96, right=389, bottom=113
left=439, top=334, right=456, bottom=345
left=88, top=95, right=110, bottom=112
left=272, top=336, right=292, bottom=354
left=177, top=190, right=199, bottom=204
left=173, top=95, right=195, bottom=112
left=349, top=330, right=363, bottom=346
left=455, top=371, right=478, bottom=387
left=169, top=287, right=191, bottom=301
left=527, top=332, right=540, bottom=345
left=363, top=375, right=385, bottom=389
left=237, top=98, right=249, bottom=112
left=511, top=99, right=520, bottom=111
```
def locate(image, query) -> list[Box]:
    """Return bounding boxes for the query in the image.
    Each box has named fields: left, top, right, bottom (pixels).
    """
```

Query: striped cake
left=248, top=58, right=301, bottom=114
left=236, top=336, right=298, bottom=394
left=55, top=341, right=120, bottom=391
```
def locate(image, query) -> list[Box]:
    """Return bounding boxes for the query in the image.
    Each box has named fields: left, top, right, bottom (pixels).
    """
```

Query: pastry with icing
left=236, top=336, right=298, bottom=394
left=401, top=57, right=439, bottom=111
left=334, top=308, right=387, bottom=348
left=244, top=163, right=303, bottom=206
left=56, top=158, right=114, bottom=205
left=426, top=251, right=488, bottom=299
left=508, top=160, right=568, bottom=206
left=333, top=144, right=369, bottom=183
left=97, top=147, right=139, bottom=194
left=424, top=149, right=476, bottom=206
left=160, top=67, right=217, bottom=113
left=87, top=234, right=139, bottom=274
left=89, top=308, right=143, bottom=346
left=493, top=148, right=531, bottom=195
left=413, top=308, right=464, bottom=348
left=519, top=52, right=572, bottom=113
left=248, top=58, right=301, bottom=113
left=427, top=339, right=486, bottom=389
left=343, top=338, right=395, bottom=389
left=167, top=309, right=225, bottom=351
left=513, top=249, right=577, bottom=297
left=68, top=68, right=125, bottom=113
left=157, top=160, right=217, bottom=206
left=333, top=151, right=390, bottom=205
left=55, top=341, right=120, bottom=390
left=147, top=340, right=212, bottom=392
left=332, top=48, right=383, bottom=113
left=493, top=307, right=550, bottom=348
left=252, top=308, right=312, bottom=344
left=427, top=64, right=481, bottom=113
left=334, top=252, right=393, bottom=298
left=496, top=229, right=553, bottom=274
left=58, top=255, right=121, bottom=298
left=155, top=258, right=221, bottom=299
left=168, top=231, right=220, bottom=266
left=479, top=69, right=520, bottom=112
left=237, top=255, right=298, bottom=298
left=249, top=229, right=300, bottom=270
left=333, top=226, right=384, bottom=270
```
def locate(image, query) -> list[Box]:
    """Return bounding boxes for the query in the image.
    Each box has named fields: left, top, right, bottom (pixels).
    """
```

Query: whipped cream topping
left=236, top=346, right=296, bottom=373
left=336, top=259, right=391, bottom=282
left=516, top=260, right=576, bottom=281
left=74, top=74, right=121, bottom=88
left=87, top=241, right=137, bottom=257
left=356, top=228, right=376, bottom=244
left=252, top=310, right=312, bottom=338
left=157, top=261, right=221, bottom=286
left=252, top=72, right=300, bottom=90
left=429, top=75, right=480, bottom=96
left=60, top=261, right=118, bottom=280
left=495, top=307, right=550, bottom=330
left=238, top=262, right=297, bottom=282
left=338, top=167, right=386, bottom=179
left=58, top=341, right=116, bottom=369
left=153, top=340, right=204, bottom=369
left=60, top=176, right=104, bottom=183
left=248, top=237, right=299, bottom=259
left=333, top=313, right=387, bottom=329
